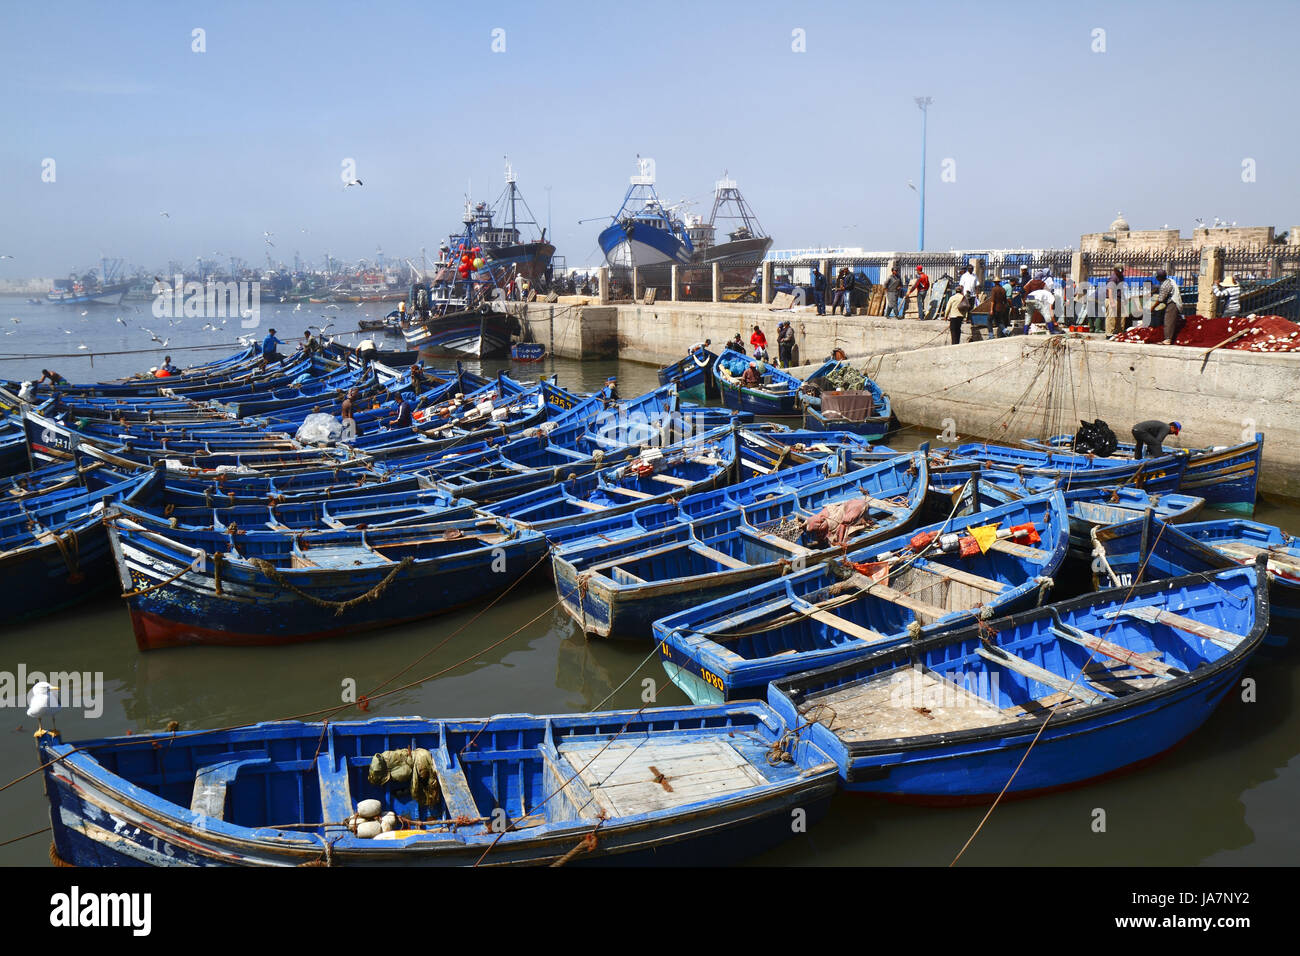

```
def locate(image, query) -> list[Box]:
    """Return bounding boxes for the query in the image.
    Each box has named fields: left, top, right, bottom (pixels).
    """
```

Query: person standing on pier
left=1105, top=267, right=1126, bottom=336
left=1132, top=420, right=1180, bottom=459
left=988, top=279, right=1010, bottom=338
left=908, top=267, right=930, bottom=319
left=777, top=321, right=795, bottom=368
left=884, top=266, right=904, bottom=317
left=811, top=266, right=827, bottom=315
left=958, top=264, right=978, bottom=308
left=945, top=290, right=970, bottom=344
left=1149, top=270, right=1183, bottom=344
left=1213, top=274, right=1242, bottom=316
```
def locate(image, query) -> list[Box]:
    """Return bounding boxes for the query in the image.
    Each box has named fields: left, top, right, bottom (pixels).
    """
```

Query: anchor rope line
left=949, top=520, right=1172, bottom=867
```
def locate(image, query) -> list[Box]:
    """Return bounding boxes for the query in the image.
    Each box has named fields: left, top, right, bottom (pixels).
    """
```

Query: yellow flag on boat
left=968, top=524, right=1000, bottom=555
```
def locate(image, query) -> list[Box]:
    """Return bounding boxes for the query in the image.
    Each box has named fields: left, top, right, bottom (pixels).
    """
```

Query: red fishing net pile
left=1112, top=315, right=1300, bottom=352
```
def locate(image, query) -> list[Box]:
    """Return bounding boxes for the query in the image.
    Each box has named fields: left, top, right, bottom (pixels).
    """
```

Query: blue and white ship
left=597, top=158, right=694, bottom=270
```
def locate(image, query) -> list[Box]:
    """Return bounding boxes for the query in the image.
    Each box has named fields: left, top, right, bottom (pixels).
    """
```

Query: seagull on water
left=10, top=317, right=20, bottom=324
left=27, top=681, right=59, bottom=737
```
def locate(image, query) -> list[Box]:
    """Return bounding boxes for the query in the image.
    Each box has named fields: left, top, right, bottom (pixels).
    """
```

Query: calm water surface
left=1, top=294, right=1296, bottom=866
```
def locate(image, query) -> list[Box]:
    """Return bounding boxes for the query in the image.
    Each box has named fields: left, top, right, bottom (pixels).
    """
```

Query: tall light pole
left=545, top=185, right=552, bottom=241
left=914, top=96, right=933, bottom=251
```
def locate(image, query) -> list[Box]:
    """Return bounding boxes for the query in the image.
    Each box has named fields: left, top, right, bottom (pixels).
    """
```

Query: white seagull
left=160, top=211, right=170, bottom=218
left=344, top=179, right=363, bottom=188
left=27, top=681, right=59, bottom=737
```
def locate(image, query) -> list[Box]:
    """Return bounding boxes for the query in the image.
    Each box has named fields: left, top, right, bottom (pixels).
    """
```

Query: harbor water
left=2, top=295, right=1297, bottom=866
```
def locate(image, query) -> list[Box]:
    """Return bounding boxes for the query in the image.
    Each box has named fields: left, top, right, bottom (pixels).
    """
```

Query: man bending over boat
left=1131, top=420, right=1180, bottom=459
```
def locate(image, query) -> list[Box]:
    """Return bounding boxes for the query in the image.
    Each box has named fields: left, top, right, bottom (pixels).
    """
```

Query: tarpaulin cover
left=1112, top=314, right=1300, bottom=352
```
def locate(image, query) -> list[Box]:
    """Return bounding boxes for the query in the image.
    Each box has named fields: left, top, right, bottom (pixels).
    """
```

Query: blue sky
left=1, top=0, right=1297, bottom=276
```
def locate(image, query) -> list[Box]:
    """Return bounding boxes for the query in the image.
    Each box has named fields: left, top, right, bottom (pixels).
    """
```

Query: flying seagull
left=344, top=179, right=363, bottom=188
left=263, top=231, right=275, bottom=247
left=0, top=254, right=14, bottom=260
left=160, top=211, right=170, bottom=218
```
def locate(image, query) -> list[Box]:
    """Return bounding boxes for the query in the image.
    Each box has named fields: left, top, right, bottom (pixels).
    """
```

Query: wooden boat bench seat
left=648, top=473, right=695, bottom=488
left=1049, top=625, right=1183, bottom=679
left=927, top=564, right=1007, bottom=593
left=794, top=601, right=890, bottom=644
left=858, top=580, right=949, bottom=623
left=976, top=646, right=1111, bottom=706
left=690, top=542, right=751, bottom=571
left=431, top=751, right=484, bottom=822
left=603, top=485, right=656, bottom=500
left=988, top=538, right=1052, bottom=561
left=754, top=531, right=810, bottom=555
left=569, top=498, right=610, bottom=511
left=1213, top=542, right=1300, bottom=577
left=190, top=751, right=272, bottom=820
left=537, top=742, right=602, bottom=823
left=1105, top=605, right=1244, bottom=651
left=291, top=544, right=389, bottom=569
left=316, top=754, right=354, bottom=829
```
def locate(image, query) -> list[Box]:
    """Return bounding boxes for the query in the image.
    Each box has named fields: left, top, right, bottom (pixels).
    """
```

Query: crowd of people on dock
left=790, top=262, right=1250, bottom=347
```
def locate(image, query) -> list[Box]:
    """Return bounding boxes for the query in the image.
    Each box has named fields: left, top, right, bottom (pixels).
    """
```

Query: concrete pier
left=513, top=300, right=1300, bottom=498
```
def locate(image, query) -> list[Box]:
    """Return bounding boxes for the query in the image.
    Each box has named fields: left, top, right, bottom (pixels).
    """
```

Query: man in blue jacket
left=262, top=328, right=284, bottom=363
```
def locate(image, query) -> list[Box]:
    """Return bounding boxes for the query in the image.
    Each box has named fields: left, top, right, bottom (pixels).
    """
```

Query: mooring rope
left=250, top=555, right=414, bottom=616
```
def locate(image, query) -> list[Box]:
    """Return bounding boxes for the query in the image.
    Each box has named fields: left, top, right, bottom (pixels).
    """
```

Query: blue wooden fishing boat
left=1021, top=431, right=1264, bottom=515
left=658, top=348, right=718, bottom=401
left=766, top=563, right=1268, bottom=802
left=928, top=442, right=1188, bottom=495
left=1092, top=513, right=1299, bottom=648
left=37, top=702, right=837, bottom=866
left=483, top=423, right=739, bottom=537
left=654, top=491, right=1070, bottom=704
left=798, top=363, right=893, bottom=442
left=954, top=471, right=1205, bottom=561
left=553, top=453, right=927, bottom=639
left=712, top=348, right=826, bottom=417
left=542, top=453, right=842, bottom=551
left=106, top=506, right=548, bottom=649
left=0, top=471, right=158, bottom=622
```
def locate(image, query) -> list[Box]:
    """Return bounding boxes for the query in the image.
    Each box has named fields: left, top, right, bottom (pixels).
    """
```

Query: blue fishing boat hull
left=38, top=704, right=837, bottom=866
left=1092, top=514, right=1299, bottom=648
left=658, top=350, right=718, bottom=401
left=802, top=404, right=891, bottom=442
left=655, top=491, right=1070, bottom=703
left=767, top=565, right=1267, bottom=802
left=598, top=220, right=692, bottom=268
left=554, top=453, right=928, bottom=639
left=406, top=308, right=513, bottom=358
left=107, top=510, right=549, bottom=649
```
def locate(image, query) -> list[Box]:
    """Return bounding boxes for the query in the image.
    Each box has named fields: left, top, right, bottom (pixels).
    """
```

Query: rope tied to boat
left=1034, top=575, right=1055, bottom=606
left=42, top=527, right=84, bottom=585
left=250, top=556, right=415, bottom=616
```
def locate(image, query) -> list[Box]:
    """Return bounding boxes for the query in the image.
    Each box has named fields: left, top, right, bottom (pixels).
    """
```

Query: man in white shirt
left=957, top=264, right=978, bottom=306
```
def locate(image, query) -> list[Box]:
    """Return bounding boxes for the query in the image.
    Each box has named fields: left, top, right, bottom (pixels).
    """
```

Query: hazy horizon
left=2, top=0, right=1297, bottom=277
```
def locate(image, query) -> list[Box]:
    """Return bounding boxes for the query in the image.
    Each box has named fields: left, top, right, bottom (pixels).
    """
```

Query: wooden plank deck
left=811, top=665, right=1017, bottom=741
left=559, top=738, right=769, bottom=817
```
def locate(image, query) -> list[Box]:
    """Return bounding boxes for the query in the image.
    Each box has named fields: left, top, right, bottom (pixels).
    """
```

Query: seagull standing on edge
left=28, top=681, right=59, bottom=737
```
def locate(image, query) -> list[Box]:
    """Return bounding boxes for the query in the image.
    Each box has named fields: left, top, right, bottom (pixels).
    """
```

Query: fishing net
left=1112, top=314, right=1300, bottom=352
left=368, top=747, right=440, bottom=807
